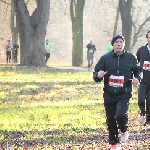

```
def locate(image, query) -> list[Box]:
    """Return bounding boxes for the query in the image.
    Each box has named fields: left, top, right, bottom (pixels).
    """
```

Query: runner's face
left=113, top=38, right=124, bottom=53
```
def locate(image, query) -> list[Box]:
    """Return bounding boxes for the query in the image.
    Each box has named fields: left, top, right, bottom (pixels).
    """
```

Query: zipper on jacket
left=126, top=87, right=127, bottom=92
left=117, top=57, right=120, bottom=73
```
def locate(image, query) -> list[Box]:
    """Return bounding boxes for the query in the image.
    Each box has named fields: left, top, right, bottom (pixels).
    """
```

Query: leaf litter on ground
left=0, top=66, right=150, bottom=149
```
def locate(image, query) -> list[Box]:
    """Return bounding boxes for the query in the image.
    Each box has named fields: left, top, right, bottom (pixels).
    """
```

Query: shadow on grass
left=0, top=127, right=150, bottom=149
left=0, top=80, right=101, bottom=104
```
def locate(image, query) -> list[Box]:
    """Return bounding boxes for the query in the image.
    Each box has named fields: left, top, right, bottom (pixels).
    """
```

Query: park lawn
left=0, top=66, right=142, bottom=149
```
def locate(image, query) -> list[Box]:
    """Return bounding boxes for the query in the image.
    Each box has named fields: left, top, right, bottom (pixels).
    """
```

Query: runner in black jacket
left=93, top=35, right=142, bottom=149
left=136, top=30, right=150, bottom=130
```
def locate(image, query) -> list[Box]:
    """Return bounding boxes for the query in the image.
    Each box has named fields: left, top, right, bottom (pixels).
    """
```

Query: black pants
left=88, top=59, right=93, bottom=68
left=13, top=55, right=17, bottom=63
left=87, top=52, right=94, bottom=68
left=103, top=92, right=131, bottom=144
left=12, top=50, right=18, bottom=63
left=6, top=51, right=11, bottom=63
left=45, top=53, right=50, bottom=64
left=138, top=83, right=150, bottom=123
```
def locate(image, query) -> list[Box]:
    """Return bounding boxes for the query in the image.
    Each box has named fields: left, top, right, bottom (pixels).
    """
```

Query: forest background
left=0, top=0, right=150, bottom=66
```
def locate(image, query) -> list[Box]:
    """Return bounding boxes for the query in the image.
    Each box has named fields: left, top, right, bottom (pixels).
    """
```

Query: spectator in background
left=86, top=40, right=96, bottom=70
left=105, top=43, right=113, bottom=52
left=5, top=40, right=13, bottom=64
left=12, top=41, right=19, bottom=63
left=136, top=30, right=150, bottom=130
left=44, top=39, right=52, bottom=64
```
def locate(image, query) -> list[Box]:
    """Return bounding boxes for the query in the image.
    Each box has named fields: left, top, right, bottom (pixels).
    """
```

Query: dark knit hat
left=111, top=35, right=125, bottom=46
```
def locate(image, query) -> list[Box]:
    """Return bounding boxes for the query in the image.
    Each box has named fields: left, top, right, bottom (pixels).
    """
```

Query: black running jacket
left=93, top=50, right=142, bottom=95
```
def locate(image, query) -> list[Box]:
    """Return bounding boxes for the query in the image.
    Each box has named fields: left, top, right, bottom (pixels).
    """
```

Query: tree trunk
left=119, top=0, right=132, bottom=51
left=70, top=0, right=85, bottom=66
left=14, top=0, right=50, bottom=66
left=11, top=0, right=18, bottom=44
left=113, top=3, right=119, bottom=36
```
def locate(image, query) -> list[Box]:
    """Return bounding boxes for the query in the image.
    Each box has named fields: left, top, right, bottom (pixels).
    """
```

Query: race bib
left=109, top=75, right=124, bottom=87
left=143, top=61, right=150, bottom=70
left=89, top=49, right=93, bottom=53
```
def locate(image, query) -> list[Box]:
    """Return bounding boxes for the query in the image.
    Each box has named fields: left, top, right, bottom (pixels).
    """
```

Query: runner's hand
left=130, top=78, right=139, bottom=86
left=98, top=70, right=107, bottom=78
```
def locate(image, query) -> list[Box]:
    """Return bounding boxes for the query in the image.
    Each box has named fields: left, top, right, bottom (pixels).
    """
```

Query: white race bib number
left=143, top=61, right=150, bottom=70
left=109, top=75, right=124, bottom=87
left=89, top=49, right=93, bottom=53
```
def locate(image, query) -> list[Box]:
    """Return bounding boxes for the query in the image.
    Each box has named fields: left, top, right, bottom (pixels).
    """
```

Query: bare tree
left=131, top=0, right=150, bottom=50
left=10, top=0, right=19, bottom=44
left=14, top=0, right=50, bottom=66
left=70, top=0, right=85, bottom=66
left=119, top=0, right=132, bottom=51
left=113, top=3, right=119, bottom=36
left=0, top=0, right=11, bottom=40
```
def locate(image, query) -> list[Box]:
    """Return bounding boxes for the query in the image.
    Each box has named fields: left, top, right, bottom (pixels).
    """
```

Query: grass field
left=0, top=66, right=149, bottom=149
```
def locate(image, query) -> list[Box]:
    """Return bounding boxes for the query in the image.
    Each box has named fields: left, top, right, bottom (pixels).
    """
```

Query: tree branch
left=0, top=0, right=10, bottom=5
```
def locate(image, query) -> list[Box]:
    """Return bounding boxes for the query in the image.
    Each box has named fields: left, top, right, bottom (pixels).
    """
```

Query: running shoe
left=110, top=143, right=121, bottom=150
left=138, top=115, right=145, bottom=125
left=120, top=131, right=129, bottom=142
